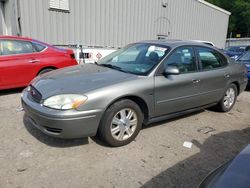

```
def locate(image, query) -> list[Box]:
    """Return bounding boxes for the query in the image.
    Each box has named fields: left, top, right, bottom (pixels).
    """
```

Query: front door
left=0, top=39, right=39, bottom=88
left=154, top=46, right=201, bottom=117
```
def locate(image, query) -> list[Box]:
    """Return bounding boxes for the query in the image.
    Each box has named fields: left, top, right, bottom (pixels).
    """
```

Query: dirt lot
left=0, top=88, right=250, bottom=188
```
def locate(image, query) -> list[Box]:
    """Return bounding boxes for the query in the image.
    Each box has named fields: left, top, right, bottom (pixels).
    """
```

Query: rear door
left=0, top=39, right=42, bottom=88
left=194, top=46, right=231, bottom=105
left=154, top=46, right=202, bottom=116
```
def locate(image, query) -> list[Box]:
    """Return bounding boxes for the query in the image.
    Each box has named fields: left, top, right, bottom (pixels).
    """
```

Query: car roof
left=0, top=35, right=33, bottom=41
left=189, top=40, right=215, bottom=46
left=0, top=35, right=51, bottom=47
left=137, top=39, right=216, bottom=49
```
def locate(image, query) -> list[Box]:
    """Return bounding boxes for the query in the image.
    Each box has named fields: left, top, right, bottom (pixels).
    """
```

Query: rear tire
left=38, top=68, right=54, bottom=76
left=216, top=84, right=237, bottom=112
left=98, top=99, right=143, bottom=147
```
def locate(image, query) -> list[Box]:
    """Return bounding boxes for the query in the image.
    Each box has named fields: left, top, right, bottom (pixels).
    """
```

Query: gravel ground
left=0, top=88, right=250, bottom=188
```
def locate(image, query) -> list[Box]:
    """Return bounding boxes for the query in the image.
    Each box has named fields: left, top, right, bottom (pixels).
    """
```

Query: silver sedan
left=22, top=40, right=248, bottom=146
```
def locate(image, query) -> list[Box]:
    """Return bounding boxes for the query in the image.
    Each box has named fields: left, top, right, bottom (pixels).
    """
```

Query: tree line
left=206, top=0, right=250, bottom=38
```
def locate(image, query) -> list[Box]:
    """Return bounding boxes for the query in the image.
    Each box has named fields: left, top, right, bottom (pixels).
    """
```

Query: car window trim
left=0, top=39, right=48, bottom=57
left=154, top=45, right=199, bottom=76
left=194, top=46, right=228, bottom=72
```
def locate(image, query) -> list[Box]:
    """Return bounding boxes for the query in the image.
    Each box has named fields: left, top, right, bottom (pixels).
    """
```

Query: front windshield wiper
left=98, top=63, right=129, bottom=73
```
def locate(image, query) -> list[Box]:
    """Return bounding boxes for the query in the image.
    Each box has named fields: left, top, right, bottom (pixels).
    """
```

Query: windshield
left=97, top=43, right=169, bottom=75
left=239, top=52, right=250, bottom=61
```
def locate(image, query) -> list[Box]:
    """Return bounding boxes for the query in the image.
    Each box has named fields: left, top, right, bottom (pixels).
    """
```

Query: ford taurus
left=21, top=40, right=248, bottom=146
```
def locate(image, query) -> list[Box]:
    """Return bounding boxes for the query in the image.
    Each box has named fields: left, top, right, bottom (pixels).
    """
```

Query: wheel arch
left=37, top=66, right=57, bottom=76
left=231, top=81, right=240, bottom=95
left=104, top=95, right=150, bottom=123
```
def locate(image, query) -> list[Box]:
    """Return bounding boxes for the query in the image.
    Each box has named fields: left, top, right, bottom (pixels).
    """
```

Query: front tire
left=216, top=84, right=237, bottom=112
left=98, top=99, right=143, bottom=147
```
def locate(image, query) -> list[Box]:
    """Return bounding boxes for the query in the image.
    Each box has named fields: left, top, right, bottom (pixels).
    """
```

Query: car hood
left=31, top=64, right=137, bottom=99
left=201, top=144, right=250, bottom=188
left=216, top=144, right=250, bottom=187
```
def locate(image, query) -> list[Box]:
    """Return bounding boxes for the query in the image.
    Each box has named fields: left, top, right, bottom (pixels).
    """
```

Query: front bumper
left=22, top=90, right=103, bottom=139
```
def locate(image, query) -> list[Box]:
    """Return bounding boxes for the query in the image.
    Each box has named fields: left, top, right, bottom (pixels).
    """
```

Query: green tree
left=206, top=0, right=250, bottom=38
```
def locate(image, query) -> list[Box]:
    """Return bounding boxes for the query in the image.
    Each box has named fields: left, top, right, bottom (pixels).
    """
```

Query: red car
left=0, top=36, right=78, bottom=90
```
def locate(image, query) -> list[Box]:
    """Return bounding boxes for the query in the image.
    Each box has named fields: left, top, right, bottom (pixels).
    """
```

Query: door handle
left=29, top=59, right=40, bottom=63
left=192, top=79, right=200, bottom=83
left=224, top=74, right=230, bottom=78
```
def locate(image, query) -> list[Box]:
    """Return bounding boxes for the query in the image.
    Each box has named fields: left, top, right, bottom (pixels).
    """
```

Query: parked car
left=223, top=45, right=250, bottom=59
left=22, top=40, right=248, bottom=147
left=236, top=51, right=250, bottom=87
left=199, top=144, right=250, bottom=188
left=0, top=36, right=78, bottom=90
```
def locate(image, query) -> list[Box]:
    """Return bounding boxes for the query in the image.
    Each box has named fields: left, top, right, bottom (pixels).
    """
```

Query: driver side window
left=0, top=41, right=3, bottom=56
left=163, top=47, right=197, bottom=74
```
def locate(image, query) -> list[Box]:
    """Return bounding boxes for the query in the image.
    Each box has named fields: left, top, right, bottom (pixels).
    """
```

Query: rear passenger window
left=197, top=47, right=227, bottom=70
left=32, top=42, right=46, bottom=52
left=0, top=40, right=35, bottom=55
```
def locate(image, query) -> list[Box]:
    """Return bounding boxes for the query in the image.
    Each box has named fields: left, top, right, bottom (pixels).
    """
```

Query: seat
left=148, top=52, right=159, bottom=65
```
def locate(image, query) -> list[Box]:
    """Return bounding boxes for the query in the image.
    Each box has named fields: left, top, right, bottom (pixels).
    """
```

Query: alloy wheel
left=110, top=108, right=138, bottom=141
left=223, top=87, right=235, bottom=109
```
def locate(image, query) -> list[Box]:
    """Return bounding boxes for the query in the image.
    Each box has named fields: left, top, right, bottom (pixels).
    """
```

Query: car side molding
left=145, top=103, right=217, bottom=125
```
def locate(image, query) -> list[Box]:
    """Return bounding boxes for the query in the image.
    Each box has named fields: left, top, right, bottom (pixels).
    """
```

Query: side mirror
left=163, top=66, right=180, bottom=76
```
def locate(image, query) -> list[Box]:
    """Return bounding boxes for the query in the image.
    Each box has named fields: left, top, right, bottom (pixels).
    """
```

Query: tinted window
left=197, top=47, right=227, bottom=70
left=0, top=40, right=35, bottom=55
left=239, top=52, right=250, bottom=61
left=32, top=42, right=46, bottom=52
left=163, top=47, right=197, bottom=73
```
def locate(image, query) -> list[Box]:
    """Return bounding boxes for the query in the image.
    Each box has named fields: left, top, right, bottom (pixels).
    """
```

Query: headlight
left=43, top=94, right=87, bottom=110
